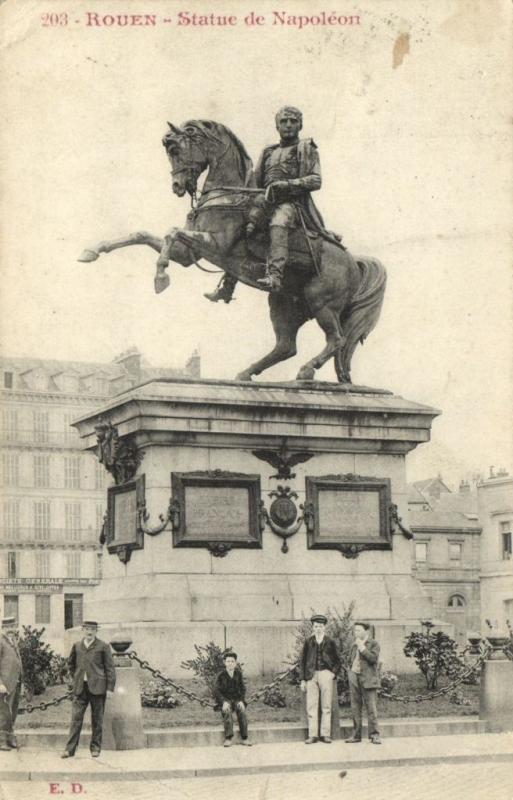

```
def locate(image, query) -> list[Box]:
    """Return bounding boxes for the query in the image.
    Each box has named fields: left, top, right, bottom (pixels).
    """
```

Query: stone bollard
left=479, top=634, right=513, bottom=733
left=102, top=636, right=146, bottom=750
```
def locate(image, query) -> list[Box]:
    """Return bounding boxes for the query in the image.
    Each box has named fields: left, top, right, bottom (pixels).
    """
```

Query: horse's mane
left=181, top=119, right=254, bottom=187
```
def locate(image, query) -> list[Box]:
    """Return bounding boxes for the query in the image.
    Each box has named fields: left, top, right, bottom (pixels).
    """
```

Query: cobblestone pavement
left=1, top=763, right=512, bottom=800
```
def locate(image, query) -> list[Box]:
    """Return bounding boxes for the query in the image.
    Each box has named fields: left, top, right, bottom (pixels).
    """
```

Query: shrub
left=43, top=653, right=70, bottom=686
left=403, top=623, right=465, bottom=690
left=285, top=604, right=355, bottom=705
left=181, top=642, right=241, bottom=700
left=141, top=680, right=181, bottom=709
left=262, top=686, right=287, bottom=708
left=379, top=670, right=399, bottom=694
left=448, top=689, right=471, bottom=706
left=16, top=626, right=55, bottom=699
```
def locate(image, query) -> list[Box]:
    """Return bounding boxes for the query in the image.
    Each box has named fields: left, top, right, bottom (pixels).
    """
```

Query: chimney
left=114, top=347, right=142, bottom=381
left=459, top=479, right=470, bottom=493
left=185, top=349, right=201, bottom=379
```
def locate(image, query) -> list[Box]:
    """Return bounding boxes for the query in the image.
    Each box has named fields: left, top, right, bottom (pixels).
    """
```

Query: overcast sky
left=1, top=0, right=511, bottom=487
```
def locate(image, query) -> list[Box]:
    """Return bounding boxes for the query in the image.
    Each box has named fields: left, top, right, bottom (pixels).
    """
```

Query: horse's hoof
left=154, top=273, right=170, bottom=294
left=235, top=372, right=253, bottom=382
left=78, top=249, right=99, bottom=263
left=296, top=368, right=315, bottom=381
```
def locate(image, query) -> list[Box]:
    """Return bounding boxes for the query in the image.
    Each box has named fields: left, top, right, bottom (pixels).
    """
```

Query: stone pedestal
left=102, top=653, right=145, bottom=750
left=479, top=658, right=513, bottom=732
left=69, top=378, right=441, bottom=676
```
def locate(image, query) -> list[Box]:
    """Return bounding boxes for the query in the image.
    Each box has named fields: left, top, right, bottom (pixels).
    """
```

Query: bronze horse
left=78, top=120, right=386, bottom=382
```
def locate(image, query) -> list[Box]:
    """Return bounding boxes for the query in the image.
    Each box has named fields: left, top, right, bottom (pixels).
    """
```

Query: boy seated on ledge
left=214, top=651, right=252, bottom=747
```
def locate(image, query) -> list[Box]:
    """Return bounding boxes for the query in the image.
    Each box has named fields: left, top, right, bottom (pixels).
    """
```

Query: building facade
left=0, top=348, right=200, bottom=652
left=408, top=480, right=481, bottom=645
left=478, top=471, right=513, bottom=631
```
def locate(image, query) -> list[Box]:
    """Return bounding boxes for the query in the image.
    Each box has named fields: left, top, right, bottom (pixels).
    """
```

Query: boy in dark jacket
left=214, top=651, right=252, bottom=747
left=346, top=621, right=381, bottom=744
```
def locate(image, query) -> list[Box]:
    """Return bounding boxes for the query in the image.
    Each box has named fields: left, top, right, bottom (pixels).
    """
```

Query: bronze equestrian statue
left=78, top=108, right=386, bottom=383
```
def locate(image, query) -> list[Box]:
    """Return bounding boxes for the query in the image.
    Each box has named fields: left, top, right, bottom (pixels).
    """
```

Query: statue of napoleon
left=79, top=106, right=386, bottom=383
left=205, top=106, right=330, bottom=302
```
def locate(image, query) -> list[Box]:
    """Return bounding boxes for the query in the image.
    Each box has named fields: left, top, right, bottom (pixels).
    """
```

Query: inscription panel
left=172, top=471, right=262, bottom=550
left=184, top=486, right=249, bottom=540
left=113, top=488, right=138, bottom=544
left=306, top=475, right=392, bottom=553
left=318, top=489, right=380, bottom=540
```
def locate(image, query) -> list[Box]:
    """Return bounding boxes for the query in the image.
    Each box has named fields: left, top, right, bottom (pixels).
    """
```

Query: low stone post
left=102, top=636, right=146, bottom=750
left=479, top=634, right=513, bottom=733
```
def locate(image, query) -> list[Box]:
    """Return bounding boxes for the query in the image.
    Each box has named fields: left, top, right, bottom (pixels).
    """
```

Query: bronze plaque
left=106, top=474, right=145, bottom=560
left=305, top=474, right=392, bottom=553
left=171, top=471, right=262, bottom=550
left=112, top=488, right=138, bottom=544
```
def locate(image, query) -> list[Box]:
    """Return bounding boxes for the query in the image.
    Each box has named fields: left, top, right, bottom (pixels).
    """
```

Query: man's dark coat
left=68, top=638, right=116, bottom=696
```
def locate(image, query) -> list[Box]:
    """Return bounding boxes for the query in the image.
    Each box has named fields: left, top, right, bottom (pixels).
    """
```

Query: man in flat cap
left=346, top=621, right=381, bottom=745
left=0, top=617, right=23, bottom=751
left=300, top=614, right=341, bottom=744
left=61, top=621, right=116, bottom=758
left=214, top=650, right=252, bottom=747
left=205, top=105, right=325, bottom=302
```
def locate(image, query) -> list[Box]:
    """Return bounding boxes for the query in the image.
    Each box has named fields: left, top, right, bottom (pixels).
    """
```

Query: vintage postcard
left=0, top=0, right=511, bottom=797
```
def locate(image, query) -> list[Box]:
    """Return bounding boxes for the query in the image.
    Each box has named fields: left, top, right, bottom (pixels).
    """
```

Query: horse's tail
left=335, top=257, right=387, bottom=383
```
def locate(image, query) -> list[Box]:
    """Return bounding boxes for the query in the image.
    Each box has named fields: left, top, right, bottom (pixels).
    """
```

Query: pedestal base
left=102, top=656, right=145, bottom=750
left=479, top=659, right=513, bottom=732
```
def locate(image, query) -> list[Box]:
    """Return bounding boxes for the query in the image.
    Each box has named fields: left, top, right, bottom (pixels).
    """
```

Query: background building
left=408, top=478, right=481, bottom=644
left=477, top=469, right=513, bottom=631
left=0, top=348, right=200, bottom=651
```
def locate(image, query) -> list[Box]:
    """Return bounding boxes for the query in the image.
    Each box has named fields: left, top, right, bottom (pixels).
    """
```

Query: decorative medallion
left=95, top=419, right=144, bottom=485
left=207, top=542, right=232, bottom=558
left=264, top=485, right=304, bottom=553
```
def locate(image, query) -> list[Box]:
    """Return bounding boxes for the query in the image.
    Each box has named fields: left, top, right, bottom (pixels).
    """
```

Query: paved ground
left=0, top=733, right=512, bottom=785
left=1, top=762, right=512, bottom=800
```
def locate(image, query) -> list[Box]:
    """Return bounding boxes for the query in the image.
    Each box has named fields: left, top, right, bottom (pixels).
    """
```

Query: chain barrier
left=246, top=664, right=297, bottom=704
left=128, top=651, right=216, bottom=708
left=377, top=645, right=491, bottom=703
left=17, top=690, right=73, bottom=715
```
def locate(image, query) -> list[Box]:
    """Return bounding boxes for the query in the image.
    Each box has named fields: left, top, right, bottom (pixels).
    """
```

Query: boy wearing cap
left=61, top=621, right=116, bottom=758
left=346, top=622, right=381, bottom=745
left=0, top=617, right=23, bottom=751
left=300, top=614, right=341, bottom=744
left=214, top=651, right=252, bottom=747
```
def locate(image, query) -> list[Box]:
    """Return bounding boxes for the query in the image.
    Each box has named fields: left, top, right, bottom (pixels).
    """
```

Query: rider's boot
left=257, top=226, right=288, bottom=292
left=204, top=274, right=238, bottom=303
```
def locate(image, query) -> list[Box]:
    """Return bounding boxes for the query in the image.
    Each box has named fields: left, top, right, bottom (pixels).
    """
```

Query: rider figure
left=204, top=106, right=324, bottom=302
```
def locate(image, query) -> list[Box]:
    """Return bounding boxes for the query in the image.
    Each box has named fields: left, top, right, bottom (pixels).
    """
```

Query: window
left=64, top=593, right=83, bottom=629
left=96, top=504, right=105, bottom=532
left=63, top=413, right=79, bottom=444
left=95, top=462, right=105, bottom=490
left=34, top=501, right=51, bottom=540
left=64, top=457, right=80, bottom=489
left=95, top=552, right=103, bottom=580
left=66, top=552, right=81, bottom=578
left=7, top=551, right=17, bottom=578
left=449, top=542, right=462, bottom=561
left=65, top=503, right=81, bottom=542
left=3, top=372, right=13, bottom=389
left=35, top=551, right=50, bottom=577
left=448, top=594, right=466, bottom=610
left=3, top=500, right=20, bottom=538
left=2, top=453, right=19, bottom=487
left=33, top=411, right=49, bottom=443
left=500, top=521, right=512, bottom=560
left=3, top=595, right=18, bottom=621
left=2, top=409, right=18, bottom=440
left=34, top=454, right=50, bottom=488
left=415, top=542, right=428, bottom=563
left=35, top=595, right=51, bottom=624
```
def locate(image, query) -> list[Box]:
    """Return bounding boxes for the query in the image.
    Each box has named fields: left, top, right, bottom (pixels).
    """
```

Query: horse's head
left=162, top=122, right=209, bottom=197
left=162, top=120, right=254, bottom=197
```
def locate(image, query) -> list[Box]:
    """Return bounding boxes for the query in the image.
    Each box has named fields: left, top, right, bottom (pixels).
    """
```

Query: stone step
left=16, top=716, right=486, bottom=749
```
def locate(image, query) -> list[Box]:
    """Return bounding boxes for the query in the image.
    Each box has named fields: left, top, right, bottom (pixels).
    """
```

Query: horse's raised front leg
left=296, top=306, right=345, bottom=381
left=235, top=294, right=306, bottom=382
left=78, top=231, right=163, bottom=263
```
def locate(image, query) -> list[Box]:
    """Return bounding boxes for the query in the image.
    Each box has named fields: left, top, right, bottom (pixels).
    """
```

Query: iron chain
left=18, top=689, right=73, bottom=715
left=378, top=646, right=491, bottom=703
